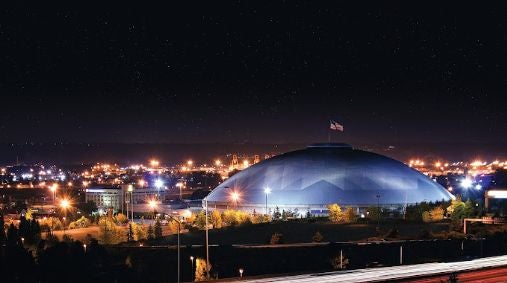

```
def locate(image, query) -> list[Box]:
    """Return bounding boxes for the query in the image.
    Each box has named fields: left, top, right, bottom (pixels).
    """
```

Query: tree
left=273, top=207, right=281, bottom=220
left=114, top=213, right=128, bottom=224
left=343, top=207, right=356, bottom=223
left=131, top=222, right=147, bottom=241
left=431, top=206, right=445, bottom=221
left=270, top=233, right=283, bottom=244
left=0, top=215, right=6, bottom=246
left=211, top=210, right=222, bottom=228
left=69, top=216, right=91, bottom=229
left=30, top=218, right=41, bottom=243
left=194, top=257, right=211, bottom=282
left=327, top=204, right=343, bottom=223
left=154, top=219, right=162, bottom=239
left=98, top=216, right=124, bottom=244
left=147, top=224, right=155, bottom=240
left=7, top=223, right=20, bottom=247
left=194, top=210, right=207, bottom=229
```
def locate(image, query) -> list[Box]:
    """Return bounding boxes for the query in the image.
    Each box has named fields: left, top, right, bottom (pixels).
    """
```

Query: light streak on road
left=236, top=255, right=507, bottom=283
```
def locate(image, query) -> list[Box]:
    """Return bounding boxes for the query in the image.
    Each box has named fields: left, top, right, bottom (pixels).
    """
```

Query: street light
left=230, top=191, right=240, bottom=208
left=190, top=256, right=195, bottom=281
left=205, top=196, right=210, bottom=280
left=83, top=244, right=87, bottom=253
left=148, top=200, right=157, bottom=219
left=150, top=159, right=160, bottom=168
left=239, top=268, right=244, bottom=279
left=167, top=213, right=182, bottom=283
left=461, top=178, right=473, bottom=189
left=376, top=194, right=381, bottom=230
left=176, top=182, right=184, bottom=200
left=50, top=183, right=58, bottom=205
left=154, top=179, right=164, bottom=200
left=264, top=187, right=271, bottom=215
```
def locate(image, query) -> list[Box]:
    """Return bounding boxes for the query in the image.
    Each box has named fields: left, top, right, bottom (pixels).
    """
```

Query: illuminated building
left=205, top=143, right=454, bottom=215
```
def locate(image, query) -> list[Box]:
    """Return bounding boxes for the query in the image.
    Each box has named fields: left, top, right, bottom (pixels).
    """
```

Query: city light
left=138, top=179, right=145, bottom=187
left=150, top=159, right=160, bottom=167
left=148, top=199, right=158, bottom=210
left=154, top=179, right=164, bottom=189
left=460, top=178, right=473, bottom=189
left=215, top=159, right=222, bottom=166
left=230, top=191, right=240, bottom=203
left=50, top=183, right=58, bottom=192
left=187, top=160, right=193, bottom=166
left=486, top=190, right=507, bottom=198
left=60, top=198, right=70, bottom=209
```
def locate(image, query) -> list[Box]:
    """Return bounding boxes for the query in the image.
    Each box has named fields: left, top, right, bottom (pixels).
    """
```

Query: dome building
left=205, top=143, right=454, bottom=216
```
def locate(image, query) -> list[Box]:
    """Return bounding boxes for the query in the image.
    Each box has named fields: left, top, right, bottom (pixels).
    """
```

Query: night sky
left=1, top=3, right=506, bottom=146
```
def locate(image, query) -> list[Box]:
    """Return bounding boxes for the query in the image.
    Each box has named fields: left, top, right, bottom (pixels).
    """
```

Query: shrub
left=114, top=213, right=128, bottom=224
left=270, top=233, right=283, bottom=245
left=430, top=207, right=445, bottom=221
left=343, top=207, right=356, bottom=223
left=327, top=204, right=343, bottom=223
left=222, top=210, right=239, bottom=226
left=211, top=210, right=222, bottom=228
left=252, top=214, right=271, bottom=224
left=154, top=219, right=163, bottom=238
left=236, top=210, right=252, bottom=225
left=62, top=233, right=74, bottom=243
left=39, top=217, right=63, bottom=231
left=422, top=211, right=432, bottom=223
left=69, top=216, right=91, bottom=229
left=312, top=231, right=324, bottom=242
left=330, top=253, right=349, bottom=270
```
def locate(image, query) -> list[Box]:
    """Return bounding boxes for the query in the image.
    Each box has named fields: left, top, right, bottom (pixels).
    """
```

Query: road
left=232, top=255, right=507, bottom=283
left=403, top=267, right=507, bottom=282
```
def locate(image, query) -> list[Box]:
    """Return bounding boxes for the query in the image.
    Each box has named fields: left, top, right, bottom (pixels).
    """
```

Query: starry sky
left=1, top=3, right=506, bottom=146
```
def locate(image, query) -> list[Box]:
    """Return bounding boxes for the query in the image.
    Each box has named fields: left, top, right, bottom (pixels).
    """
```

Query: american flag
left=330, top=120, right=344, bottom=131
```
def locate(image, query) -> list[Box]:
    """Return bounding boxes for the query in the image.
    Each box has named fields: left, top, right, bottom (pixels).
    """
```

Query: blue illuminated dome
left=205, top=143, right=453, bottom=214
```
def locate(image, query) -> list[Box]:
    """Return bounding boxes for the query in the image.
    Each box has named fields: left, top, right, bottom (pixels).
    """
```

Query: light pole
left=205, top=197, right=210, bottom=280
left=190, top=256, right=194, bottom=281
left=176, top=182, right=183, bottom=200
left=154, top=179, right=164, bottom=200
left=376, top=194, right=381, bottom=230
left=50, top=183, right=58, bottom=205
left=60, top=198, right=70, bottom=235
left=264, top=187, right=271, bottom=215
left=148, top=200, right=157, bottom=220
left=167, top=214, right=181, bottom=283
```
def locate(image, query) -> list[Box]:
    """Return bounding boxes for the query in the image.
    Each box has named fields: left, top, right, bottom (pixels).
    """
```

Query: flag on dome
left=330, top=120, right=343, bottom=131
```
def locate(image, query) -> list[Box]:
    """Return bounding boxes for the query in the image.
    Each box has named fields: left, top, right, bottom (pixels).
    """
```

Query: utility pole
left=205, top=197, right=210, bottom=279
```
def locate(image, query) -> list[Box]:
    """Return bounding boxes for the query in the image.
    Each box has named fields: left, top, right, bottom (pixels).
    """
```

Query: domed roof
left=207, top=144, right=453, bottom=207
